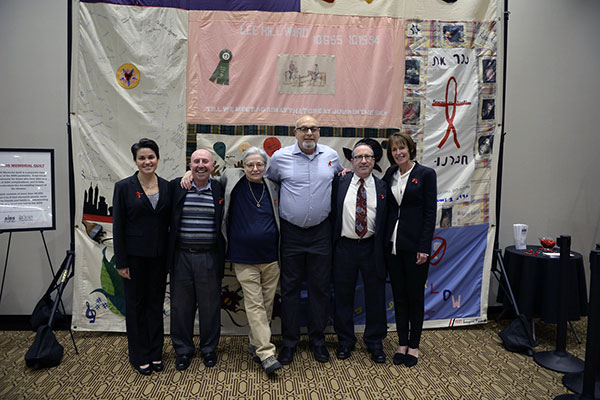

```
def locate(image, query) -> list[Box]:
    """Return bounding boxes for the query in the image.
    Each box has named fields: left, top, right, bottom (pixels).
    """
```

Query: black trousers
left=280, top=219, right=332, bottom=348
left=387, top=250, right=429, bottom=349
left=170, top=249, right=221, bottom=356
left=123, top=255, right=167, bottom=366
left=333, top=237, right=387, bottom=350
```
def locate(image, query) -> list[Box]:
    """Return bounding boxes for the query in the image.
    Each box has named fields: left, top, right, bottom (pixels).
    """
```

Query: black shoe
left=393, top=352, right=406, bottom=365
left=278, top=346, right=296, bottom=365
left=310, top=345, right=330, bottom=363
left=175, top=355, right=191, bottom=371
left=404, top=354, right=418, bottom=367
left=203, top=352, right=217, bottom=367
left=369, top=349, right=386, bottom=364
left=336, top=346, right=354, bottom=360
left=135, top=364, right=152, bottom=376
left=151, top=361, right=164, bottom=372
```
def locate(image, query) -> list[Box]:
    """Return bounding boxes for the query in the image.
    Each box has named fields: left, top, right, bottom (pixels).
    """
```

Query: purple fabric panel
left=80, top=0, right=299, bottom=11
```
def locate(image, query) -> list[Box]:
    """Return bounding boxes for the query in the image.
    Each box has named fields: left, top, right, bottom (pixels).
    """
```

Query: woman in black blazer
left=113, top=138, right=171, bottom=375
left=383, top=132, right=437, bottom=368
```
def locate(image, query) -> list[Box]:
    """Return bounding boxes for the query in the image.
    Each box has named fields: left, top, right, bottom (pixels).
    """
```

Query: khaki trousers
left=233, top=261, right=280, bottom=361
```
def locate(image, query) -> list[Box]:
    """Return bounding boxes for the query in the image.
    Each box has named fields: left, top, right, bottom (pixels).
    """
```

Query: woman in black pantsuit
left=382, top=132, right=437, bottom=368
left=113, top=138, right=171, bottom=375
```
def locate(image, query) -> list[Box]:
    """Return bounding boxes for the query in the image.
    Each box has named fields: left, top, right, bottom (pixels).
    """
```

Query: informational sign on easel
left=0, top=149, right=55, bottom=232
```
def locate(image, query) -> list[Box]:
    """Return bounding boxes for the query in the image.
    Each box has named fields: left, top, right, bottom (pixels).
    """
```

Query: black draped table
left=498, top=245, right=588, bottom=323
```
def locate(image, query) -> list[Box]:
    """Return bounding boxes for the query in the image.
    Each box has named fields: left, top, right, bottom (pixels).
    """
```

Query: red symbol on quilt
left=432, top=76, right=471, bottom=149
left=430, top=236, right=447, bottom=266
left=117, top=63, right=140, bottom=89
left=123, top=70, right=133, bottom=85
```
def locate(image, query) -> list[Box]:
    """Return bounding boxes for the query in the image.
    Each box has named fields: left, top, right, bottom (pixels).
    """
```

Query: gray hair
left=242, top=146, right=268, bottom=165
left=352, top=142, right=374, bottom=158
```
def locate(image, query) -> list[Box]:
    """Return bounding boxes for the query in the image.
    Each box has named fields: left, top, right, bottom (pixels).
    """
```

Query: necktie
left=355, top=178, right=367, bottom=238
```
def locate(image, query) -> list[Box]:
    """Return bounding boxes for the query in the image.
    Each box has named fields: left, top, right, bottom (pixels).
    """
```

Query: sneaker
left=262, top=355, right=282, bottom=375
left=248, top=345, right=261, bottom=364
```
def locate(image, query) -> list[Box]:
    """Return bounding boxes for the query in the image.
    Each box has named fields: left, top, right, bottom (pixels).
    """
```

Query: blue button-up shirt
left=266, top=143, right=342, bottom=228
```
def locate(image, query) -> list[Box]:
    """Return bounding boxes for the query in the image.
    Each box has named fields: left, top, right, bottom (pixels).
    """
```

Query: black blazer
left=331, top=173, right=388, bottom=280
left=167, top=178, right=226, bottom=278
left=112, top=172, right=171, bottom=268
left=382, top=163, right=437, bottom=254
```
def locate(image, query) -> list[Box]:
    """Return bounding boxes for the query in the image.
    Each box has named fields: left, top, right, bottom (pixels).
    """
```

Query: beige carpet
left=0, top=318, right=588, bottom=399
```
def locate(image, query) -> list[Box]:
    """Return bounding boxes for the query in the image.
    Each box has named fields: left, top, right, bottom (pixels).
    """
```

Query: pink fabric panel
left=187, top=11, right=404, bottom=128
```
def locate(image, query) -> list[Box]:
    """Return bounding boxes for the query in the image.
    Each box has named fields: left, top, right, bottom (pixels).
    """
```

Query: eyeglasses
left=296, top=126, right=320, bottom=133
left=245, top=162, right=265, bottom=169
left=352, top=155, right=375, bottom=161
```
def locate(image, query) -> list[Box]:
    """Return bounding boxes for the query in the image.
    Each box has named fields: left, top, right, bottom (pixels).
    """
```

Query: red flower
left=136, top=191, right=141, bottom=198
left=412, top=178, right=418, bottom=184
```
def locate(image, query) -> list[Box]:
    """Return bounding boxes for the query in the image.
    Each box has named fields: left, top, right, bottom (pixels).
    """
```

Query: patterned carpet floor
left=0, top=318, right=588, bottom=399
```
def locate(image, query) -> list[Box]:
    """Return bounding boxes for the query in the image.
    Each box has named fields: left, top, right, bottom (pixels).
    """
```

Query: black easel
left=1, top=231, right=56, bottom=307
left=0, top=232, right=13, bottom=307
left=489, top=0, right=536, bottom=348
left=25, top=0, right=79, bottom=363
left=493, top=248, right=537, bottom=355
left=489, top=0, right=515, bottom=312
left=1, top=229, right=77, bottom=355
left=490, top=0, right=510, bottom=275
left=56, top=0, right=79, bottom=355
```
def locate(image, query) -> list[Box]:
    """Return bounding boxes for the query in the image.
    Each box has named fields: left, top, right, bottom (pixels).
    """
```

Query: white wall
left=0, top=1, right=71, bottom=314
left=496, top=0, right=600, bottom=303
left=1, top=0, right=599, bottom=315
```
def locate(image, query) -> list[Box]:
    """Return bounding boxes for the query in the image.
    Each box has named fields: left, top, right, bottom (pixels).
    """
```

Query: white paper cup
left=513, top=224, right=528, bottom=250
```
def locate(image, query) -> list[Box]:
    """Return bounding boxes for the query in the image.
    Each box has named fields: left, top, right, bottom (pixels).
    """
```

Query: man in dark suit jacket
left=168, top=149, right=225, bottom=371
left=331, top=142, right=388, bottom=363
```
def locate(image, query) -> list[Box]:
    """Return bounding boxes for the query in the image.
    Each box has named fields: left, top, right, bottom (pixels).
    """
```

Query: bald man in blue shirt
left=265, top=115, right=343, bottom=365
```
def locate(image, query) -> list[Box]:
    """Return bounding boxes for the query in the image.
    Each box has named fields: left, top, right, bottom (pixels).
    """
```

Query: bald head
left=189, top=149, right=215, bottom=187
left=294, top=115, right=320, bottom=155
left=295, top=115, right=318, bottom=128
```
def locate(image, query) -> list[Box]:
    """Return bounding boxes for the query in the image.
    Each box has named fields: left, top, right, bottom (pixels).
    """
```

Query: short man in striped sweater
left=168, top=149, right=226, bottom=371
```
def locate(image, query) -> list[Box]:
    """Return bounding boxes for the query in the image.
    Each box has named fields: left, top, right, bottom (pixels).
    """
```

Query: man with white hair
left=168, top=149, right=225, bottom=371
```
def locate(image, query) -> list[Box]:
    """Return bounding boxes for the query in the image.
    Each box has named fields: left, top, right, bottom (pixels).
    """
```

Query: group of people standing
left=112, top=114, right=437, bottom=376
